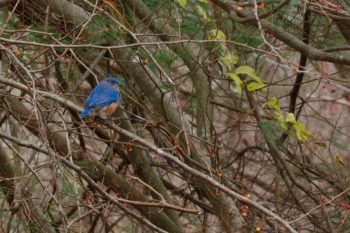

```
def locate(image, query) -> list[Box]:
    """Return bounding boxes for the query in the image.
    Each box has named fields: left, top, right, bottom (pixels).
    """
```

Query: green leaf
left=235, top=65, right=266, bottom=92
left=281, top=122, right=288, bottom=131
left=228, top=72, right=243, bottom=94
left=259, top=119, right=283, bottom=142
left=264, top=100, right=311, bottom=142
left=264, top=97, right=280, bottom=111
left=250, top=74, right=264, bottom=85
left=264, top=97, right=284, bottom=122
left=235, top=65, right=256, bottom=78
left=209, top=29, right=226, bottom=41
left=154, top=50, right=175, bottom=70
left=196, top=5, right=208, bottom=20
left=285, top=113, right=296, bottom=123
left=276, top=112, right=284, bottom=123
left=182, top=15, right=204, bottom=37
left=178, top=0, right=187, bottom=8
left=251, top=76, right=266, bottom=91
left=219, top=51, right=239, bottom=69
left=247, top=81, right=265, bottom=92
left=235, top=35, right=263, bottom=47
left=293, top=121, right=312, bottom=142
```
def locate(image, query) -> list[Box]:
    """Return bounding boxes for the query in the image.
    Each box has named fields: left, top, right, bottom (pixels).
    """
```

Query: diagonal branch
left=210, top=0, right=350, bottom=65
left=0, top=77, right=297, bottom=233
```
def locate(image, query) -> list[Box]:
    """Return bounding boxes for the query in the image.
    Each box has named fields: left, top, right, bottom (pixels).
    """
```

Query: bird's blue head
left=103, top=76, right=121, bottom=87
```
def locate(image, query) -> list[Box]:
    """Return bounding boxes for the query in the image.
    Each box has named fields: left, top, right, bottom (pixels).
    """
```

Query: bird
left=80, top=76, right=121, bottom=118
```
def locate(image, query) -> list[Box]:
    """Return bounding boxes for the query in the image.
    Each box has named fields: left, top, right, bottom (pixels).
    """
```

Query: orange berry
left=217, top=172, right=222, bottom=177
left=258, top=2, right=266, bottom=9
left=15, top=50, right=22, bottom=57
left=245, top=193, right=251, bottom=199
left=242, top=212, right=247, bottom=217
left=64, top=58, right=71, bottom=64
left=215, top=191, right=220, bottom=197
left=102, top=27, right=109, bottom=33
left=255, top=227, right=261, bottom=232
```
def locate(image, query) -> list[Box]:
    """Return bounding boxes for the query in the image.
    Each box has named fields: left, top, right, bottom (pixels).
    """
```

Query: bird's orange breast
left=104, top=102, right=119, bottom=116
left=90, top=102, right=119, bottom=119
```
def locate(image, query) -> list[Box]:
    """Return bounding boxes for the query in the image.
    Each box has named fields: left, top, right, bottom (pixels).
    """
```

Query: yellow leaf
left=196, top=6, right=208, bottom=19
left=250, top=74, right=265, bottom=85
left=209, top=29, right=226, bottom=41
left=235, top=65, right=266, bottom=91
left=314, top=140, right=327, bottom=149
left=276, top=112, right=285, bottom=123
left=228, top=72, right=243, bottom=94
left=219, top=51, right=239, bottom=69
left=281, top=122, right=288, bottom=131
left=292, top=121, right=311, bottom=142
left=285, top=113, right=296, bottom=123
left=264, top=97, right=284, bottom=122
left=282, top=113, right=295, bottom=131
left=247, top=81, right=265, bottom=92
left=235, top=65, right=256, bottom=78
left=264, top=97, right=280, bottom=111
left=178, top=0, right=187, bottom=8
left=334, top=155, right=346, bottom=166
left=199, top=0, right=208, bottom=2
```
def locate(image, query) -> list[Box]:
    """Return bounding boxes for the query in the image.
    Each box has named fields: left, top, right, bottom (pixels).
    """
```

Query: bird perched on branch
left=80, top=76, right=121, bottom=118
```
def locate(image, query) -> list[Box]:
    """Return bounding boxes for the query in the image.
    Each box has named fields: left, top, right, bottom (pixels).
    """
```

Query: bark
left=0, top=144, right=56, bottom=233
left=9, top=0, right=183, bottom=230
left=113, top=51, right=241, bottom=231
left=5, top=96, right=183, bottom=233
left=211, top=0, right=350, bottom=65
left=125, top=0, right=212, bottom=139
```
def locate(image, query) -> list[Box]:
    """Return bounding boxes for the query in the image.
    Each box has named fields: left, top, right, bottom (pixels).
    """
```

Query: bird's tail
left=80, top=108, right=92, bottom=117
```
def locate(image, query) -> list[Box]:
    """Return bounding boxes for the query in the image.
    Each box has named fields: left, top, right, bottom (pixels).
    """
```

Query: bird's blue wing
left=83, top=90, right=96, bottom=109
left=80, top=108, right=92, bottom=117
left=83, top=83, right=119, bottom=109
left=92, top=87, right=119, bottom=108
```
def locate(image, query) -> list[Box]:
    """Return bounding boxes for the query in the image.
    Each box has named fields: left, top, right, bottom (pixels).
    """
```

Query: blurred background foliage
left=1, top=0, right=350, bottom=232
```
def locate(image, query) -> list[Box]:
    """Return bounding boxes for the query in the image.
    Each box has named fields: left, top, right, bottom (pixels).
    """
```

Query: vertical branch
left=288, top=7, right=311, bottom=115
left=125, top=0, right=212, bottom=139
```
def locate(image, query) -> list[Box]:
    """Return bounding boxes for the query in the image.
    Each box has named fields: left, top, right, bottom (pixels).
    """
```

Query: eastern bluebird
left=80, top=76, right=121, bottom=118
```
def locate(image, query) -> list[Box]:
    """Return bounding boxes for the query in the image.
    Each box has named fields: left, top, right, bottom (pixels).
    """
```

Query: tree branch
left=210, top=0, right=350, bottom=65
left=0, top=77, right=298, bottom=233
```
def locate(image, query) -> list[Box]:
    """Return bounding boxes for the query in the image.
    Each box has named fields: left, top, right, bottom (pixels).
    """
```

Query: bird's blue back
left=81, top=81, right=120, bottom=117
